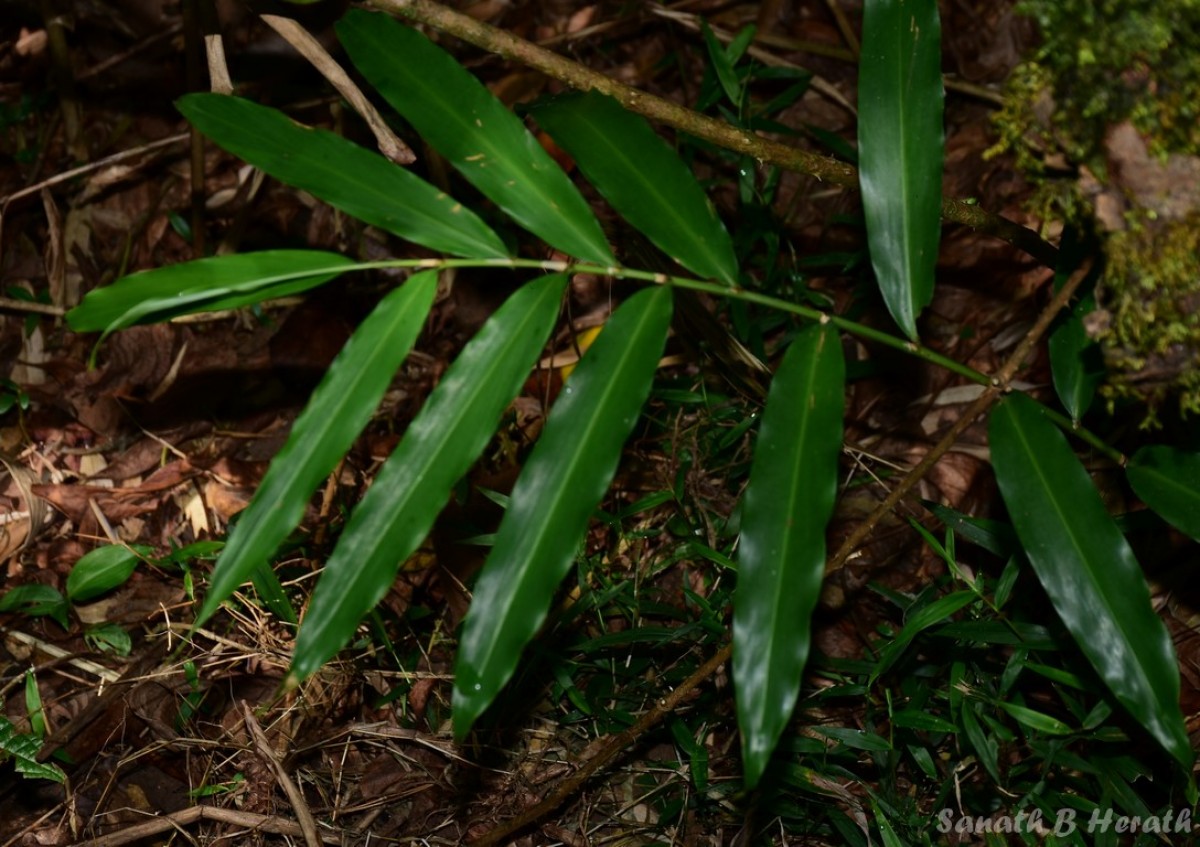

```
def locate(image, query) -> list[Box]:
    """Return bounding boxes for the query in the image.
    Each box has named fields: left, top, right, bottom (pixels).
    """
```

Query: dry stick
left=0, top=134, right=189, bottom=208
left=825, top=257, right=1096, bottom=581
left=470, top=642, right=733, bottom=847
left=241, top=702, right=323, bottom=847
left=366, top=0, right=1058, bottom=268
left=65, top=806, right=342, bottom=847
left=259, top=15, right=416, bottom=165
left=0, top=297, right=65, bottom=317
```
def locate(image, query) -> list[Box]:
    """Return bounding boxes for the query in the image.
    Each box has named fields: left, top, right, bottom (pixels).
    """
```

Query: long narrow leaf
left=67, top=251, right=353, bottom=333
left=289, top=274, right=568, bottom=682
left=195, top=271, right=438, bottom=626
left=1048, top=295, right=1105, bottom=422
left=733, top=323, right=844, bottom=789
left=531, top=91, right=739, bottom=285
left=453, top=285, right=672, bottom=737
left=178, top=94, right=508, bottom=260
left=989, top=394, right=1191, bottom=767
left=1126, top=445, right=1200, bottom=542
left=337, top=10, right=614, bottom=265
left=858, top=0, right=944, bottom=340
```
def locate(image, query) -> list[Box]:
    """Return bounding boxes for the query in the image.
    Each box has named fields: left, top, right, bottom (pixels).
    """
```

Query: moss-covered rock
left=987, top=0, right=1200, bottom=420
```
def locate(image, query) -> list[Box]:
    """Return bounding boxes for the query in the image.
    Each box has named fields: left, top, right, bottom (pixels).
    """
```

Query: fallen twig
left=366, top=0, right=1058, bottom=268
left=470, top=641, right=732, bottom=846
left=66, top=805, right=342, bottom=847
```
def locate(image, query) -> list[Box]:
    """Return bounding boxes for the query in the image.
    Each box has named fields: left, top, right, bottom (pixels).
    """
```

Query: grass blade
left=858, top=0, right=944, bottom=340
left=67, top=251, right=353, bottom=334
left=178, top=94, right=508, bottom=260
left=453, top=285, right=672, bottom=737
left=195, top=271, right=438, bottom=627
left=733, top=322, right=844, bottom=788
left=337, top=11, right=614, bottom=265
left=531, top=91, right=739, bottom=285
left=989, top=394, right=1191, bottom=767
left=1126, top=445, right=1200, bottom=542
left=289, top=274, right=568, bottom=682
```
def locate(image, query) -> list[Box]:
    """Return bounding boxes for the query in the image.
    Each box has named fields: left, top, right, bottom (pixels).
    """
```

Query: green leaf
left=858, top=0, right=944, bottom=340
left=250, top=564, right=297, bottom=624
left=890, top=710, right=956, bottom=733
left=1126, top=445, right=1200, bottom=542
left=1049, top=294, right=1105, bottom=421
left=989, top=394, right=1191, bottom=768
left=998, top=702, right=1074, bottom=736
left=0, top=716, right=64, bottom=783
left=810, top=726, right=892, bottom=751
left=84, top=623, right=132, bottom=656
left=733, top=323, right=844, bottom=789
left=453, top=285, right=672, bottom=737
left=195, top=271, right=438, bottom=627
left=337, top=11, right=614, bottom=265
left=290, top=274, right=568, bottom=682
left=0, top=585, right=69, bottom=629
left=67, top=251, right=353, bottom=334
left=530, top=91, right=739, bottom=285
left=870, top=590, right=976, bottom=684
left=701, top=21, right=743, bottom=106
left=67, top=545, right=142, bottom=603
left=177, top=94, right=507, bottom=260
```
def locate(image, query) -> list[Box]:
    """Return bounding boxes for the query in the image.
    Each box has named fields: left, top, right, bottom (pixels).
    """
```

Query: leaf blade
left=733, top=322, right=845, bottom=788
left=989, top=394, right=1191, bottom=767
left=858, top=0, right=944, bottom=340
left=337, top=11, right=614, bottom=265
left=67, top=545, right=143, bottom=603
left=1126, top=445, right=1200, bottom=542
left=531, top=91, right=739, bottom=285
left=290, top=274, right=568, bottom=682
left=177, top=94, right=508, bottom=259
left=67, top=251, right=353, bottom=333
left=452, top=285, right=672, bottom=737
left=195, top=271, right=439, bottom=627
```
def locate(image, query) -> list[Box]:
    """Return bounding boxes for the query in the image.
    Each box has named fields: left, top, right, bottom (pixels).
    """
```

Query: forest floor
left=0, top=1, right=1197, bottom=845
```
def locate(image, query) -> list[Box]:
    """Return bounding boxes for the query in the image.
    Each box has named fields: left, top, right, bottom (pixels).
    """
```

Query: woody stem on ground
left=366, top=0, right=1060, bottom=269
left=824, top=257, right=1103, bottom=581
left=470, top=641, right=734, bottom=847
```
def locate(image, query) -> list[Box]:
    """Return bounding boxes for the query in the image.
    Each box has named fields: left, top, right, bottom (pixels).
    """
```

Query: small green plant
left=61, top=1, right=1199, bottom=814
left=0, top=714, right=64, bottom=783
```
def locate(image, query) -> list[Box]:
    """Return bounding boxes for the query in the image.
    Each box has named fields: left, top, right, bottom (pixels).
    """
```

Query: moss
left=1092, top=214, right=1200, bottom=421
left=987, top=0, right=1200, bottom=420
left=1000, top=0, right=1200, bottom=164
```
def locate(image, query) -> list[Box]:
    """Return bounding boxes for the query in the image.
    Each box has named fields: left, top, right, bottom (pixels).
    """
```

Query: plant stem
left=365, top=0, right=1059, bottom=269
left=313, top=256, right=1117, bottom=459
left=823, top=257, right=1112, bottom=587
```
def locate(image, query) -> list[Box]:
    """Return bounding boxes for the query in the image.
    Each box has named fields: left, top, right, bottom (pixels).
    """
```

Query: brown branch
left=824, top=257, right=1096, bottom=584
left=365, top=0, right=1059, bottom=269
left=470, top=642, right=732, bottom=847
left=66, top=805, right=343, bottom=847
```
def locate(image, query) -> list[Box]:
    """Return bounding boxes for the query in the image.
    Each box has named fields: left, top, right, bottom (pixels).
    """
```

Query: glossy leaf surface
left=337, top=11, right=614, bottom=265
left=531, top=91, right=739, bottom=285
left=178, top=94, right=507, bottom=259
left=733, top=322, right=844, bottom=788
left=453, top=285, right=672, bottom=737
left=1126, top=445, right=1200, bottom=542
left=196, top=271, right=438, bottom=626
left=989, top=394, right=1191, bottom=767
left=290, top=274, right=568, bottom=682
left=67, top=251, right=353, bottom=334
left=858, top=0, right=944, bottom=340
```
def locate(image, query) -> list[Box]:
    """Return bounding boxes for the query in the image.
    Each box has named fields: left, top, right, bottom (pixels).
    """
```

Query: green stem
left=321, top=257, right=1115, bottom=456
